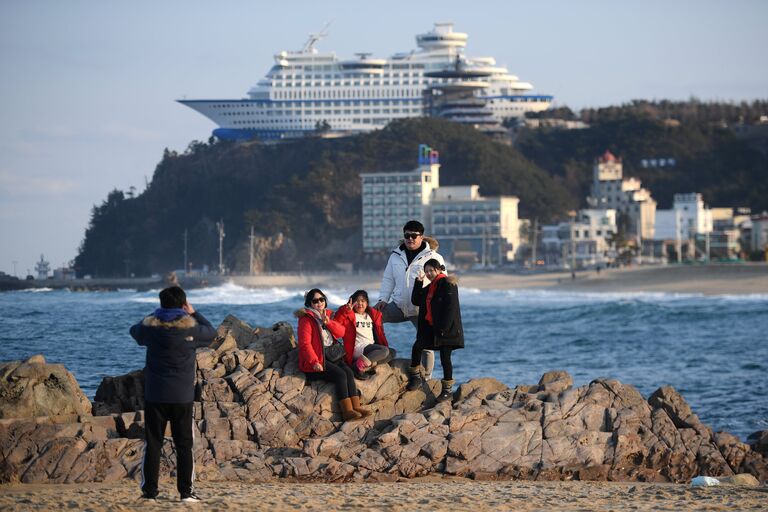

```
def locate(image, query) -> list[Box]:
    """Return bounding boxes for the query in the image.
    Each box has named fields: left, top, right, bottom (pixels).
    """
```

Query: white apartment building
left=588, top=150, right=656, bottom=239
left=654, top=193, right=713, bottom=241
left=751, top=214, right=768, bottom=254
left=431, top=185, right=520, bottom=265
left=360, top=147, right=439, bottom=252
left=540, top=209, right=617, bottom=268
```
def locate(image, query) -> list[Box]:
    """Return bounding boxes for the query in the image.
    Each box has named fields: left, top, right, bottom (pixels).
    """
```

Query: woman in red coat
left=333, top=290, right=395, bottom=379
left=295, top=288, right=369, bottom=421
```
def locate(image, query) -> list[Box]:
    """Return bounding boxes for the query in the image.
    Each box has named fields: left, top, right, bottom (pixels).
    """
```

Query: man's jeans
left=381, top=302, right=435, bottom=379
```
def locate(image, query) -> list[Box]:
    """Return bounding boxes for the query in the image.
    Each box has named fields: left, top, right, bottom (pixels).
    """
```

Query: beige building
left=431, top=185, right=520, bottom=265
left=589, top=150, right=656, bottom=239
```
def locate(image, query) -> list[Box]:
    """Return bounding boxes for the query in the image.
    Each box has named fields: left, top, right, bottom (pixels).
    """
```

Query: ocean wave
left=13, top=287, right=55, bottom=293
left=459, top=288, right=768, bottom=307
left=128, top=282, right=306, bottom=306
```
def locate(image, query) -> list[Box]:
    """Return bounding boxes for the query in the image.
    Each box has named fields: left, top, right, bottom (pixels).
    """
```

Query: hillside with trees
left=74, top=118, right=573, bottom=276
left=75, top=101, right=768, bottom=277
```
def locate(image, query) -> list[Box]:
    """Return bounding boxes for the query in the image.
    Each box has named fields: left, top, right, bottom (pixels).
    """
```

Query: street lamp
left=216, top=220, right=225, bottom=275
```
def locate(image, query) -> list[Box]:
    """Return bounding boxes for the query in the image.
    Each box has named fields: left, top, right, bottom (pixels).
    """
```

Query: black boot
left=436, top=379, right=455, bottom=402
left=406, top=365, right=424, bottom=391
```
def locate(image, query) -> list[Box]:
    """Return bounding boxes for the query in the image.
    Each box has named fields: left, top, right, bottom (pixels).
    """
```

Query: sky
left=1, top=0, right=766, bottom=277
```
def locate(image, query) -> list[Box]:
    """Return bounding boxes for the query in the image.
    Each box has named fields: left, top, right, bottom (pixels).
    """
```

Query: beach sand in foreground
left=1, top=479, right=766, bottom=511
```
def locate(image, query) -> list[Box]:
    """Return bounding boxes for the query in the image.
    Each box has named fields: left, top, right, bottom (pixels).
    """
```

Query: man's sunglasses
left=311, top=297, right=326, bottom=304
left=403, top=232, right=422, bottom=240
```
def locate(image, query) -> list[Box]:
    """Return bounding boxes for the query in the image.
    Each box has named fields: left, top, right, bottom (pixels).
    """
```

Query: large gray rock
left=4, top=315, right=768, bottom=486
left=0, top=356, right=91, bottom=419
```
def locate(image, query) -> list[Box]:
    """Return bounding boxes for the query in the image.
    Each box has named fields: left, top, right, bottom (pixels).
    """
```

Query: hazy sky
left=1, top=0, right=766, bottom=276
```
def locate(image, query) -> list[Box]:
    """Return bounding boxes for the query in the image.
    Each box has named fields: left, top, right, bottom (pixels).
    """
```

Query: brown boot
left=339, top=398, right=362, bottom=422
left=350, top=394, right=371, bottom=418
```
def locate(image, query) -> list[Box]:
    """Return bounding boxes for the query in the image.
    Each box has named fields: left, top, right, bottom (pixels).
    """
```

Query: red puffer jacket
left=295, top=308, right=346, bottom=373
left=332, top=306, right=388, bottom=365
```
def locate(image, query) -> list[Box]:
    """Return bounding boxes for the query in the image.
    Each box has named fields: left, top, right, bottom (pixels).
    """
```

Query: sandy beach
left=224, top=264, right=768, bottom=296
left=1, top=478, right=766, bottom=511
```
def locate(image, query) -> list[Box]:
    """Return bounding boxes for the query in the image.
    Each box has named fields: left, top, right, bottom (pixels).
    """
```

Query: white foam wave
left=118, top=282, right=768, bottom=308
left=14, top=287, right=55, bottom=293
left=127, top=282, right=307, bottom=306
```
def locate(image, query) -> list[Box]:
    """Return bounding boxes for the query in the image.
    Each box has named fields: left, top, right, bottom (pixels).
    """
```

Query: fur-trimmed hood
left=141, top=314, right=197, bottom=329
left=441, top=274, right=459, bottom=286
left=396, top=236, right=439, bottom=252
left=294, top=308, right=336, bottom=319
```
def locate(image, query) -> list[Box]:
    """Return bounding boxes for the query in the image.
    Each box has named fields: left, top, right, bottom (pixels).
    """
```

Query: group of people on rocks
left=295, top=220, right=465, bottom=421
left=129, top=219, right=464, bottom=501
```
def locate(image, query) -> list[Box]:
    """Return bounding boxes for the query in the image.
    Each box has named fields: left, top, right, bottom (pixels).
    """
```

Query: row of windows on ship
left=216, top=100, right=422, bottom=111
left=270, top=63, right=425, bottom=74
left=228, top=113, right=421, bottom=126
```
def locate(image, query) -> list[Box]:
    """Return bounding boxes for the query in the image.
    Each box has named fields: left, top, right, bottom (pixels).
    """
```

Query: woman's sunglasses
left=311, top=297, right=326, bottom=304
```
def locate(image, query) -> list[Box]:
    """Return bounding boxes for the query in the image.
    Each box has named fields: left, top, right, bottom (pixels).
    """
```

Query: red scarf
left=424, top=273, right=446, bottom=325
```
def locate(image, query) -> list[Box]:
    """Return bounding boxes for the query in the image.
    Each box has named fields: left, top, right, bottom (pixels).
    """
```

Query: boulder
left=93, top=369, right=144, bottom=415
left=0, top=357, right=91, bottom=419
left=4, top=315, right=768, bottom=486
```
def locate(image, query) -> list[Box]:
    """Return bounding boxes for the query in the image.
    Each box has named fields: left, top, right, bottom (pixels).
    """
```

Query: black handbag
left=324, top=341, right=346, bottom=363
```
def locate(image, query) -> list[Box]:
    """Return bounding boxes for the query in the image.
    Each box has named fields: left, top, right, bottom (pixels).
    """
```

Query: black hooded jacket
left=411, top=275, right=465, bottom=349
left=129, top=312, right=216, bottom=403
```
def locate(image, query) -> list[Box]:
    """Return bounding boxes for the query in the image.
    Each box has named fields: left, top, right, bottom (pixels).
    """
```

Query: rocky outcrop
left=1, top=316, right=767, bottom=486
left=0, top=356, right=91, bottom=419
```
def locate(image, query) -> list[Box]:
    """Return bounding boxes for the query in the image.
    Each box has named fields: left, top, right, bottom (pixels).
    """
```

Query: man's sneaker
left=180, top=493, right=201, bottom=503
left=141, top=492, right=158, bottom=501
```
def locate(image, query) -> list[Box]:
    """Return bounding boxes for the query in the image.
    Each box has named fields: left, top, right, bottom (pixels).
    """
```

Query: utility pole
left=636, top=215, right=642, bottom=265
left=675, top=210, right=682, bottom=264
left=216, top=219, right=225, bottom=275
left=12, top=260, right=17, bottom=277
left=249, top=224, right=255, bottom=275
left=705, top=230, right=711, bottom=263
left=531, top=218, right=538, bottom=269
left=570, top=211, right=576, bottom=273
left=183, top=228, right=188, bottom=274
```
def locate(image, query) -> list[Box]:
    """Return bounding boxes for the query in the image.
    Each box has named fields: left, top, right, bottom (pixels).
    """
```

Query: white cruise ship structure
left=179, top=23, right=552, bottom=141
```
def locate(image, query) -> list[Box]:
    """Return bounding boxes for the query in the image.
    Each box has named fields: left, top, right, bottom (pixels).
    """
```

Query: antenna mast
left=301, top=20, right=334, bottom=52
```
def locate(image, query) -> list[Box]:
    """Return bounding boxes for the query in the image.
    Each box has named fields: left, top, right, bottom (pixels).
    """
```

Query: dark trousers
left=411, top=341, right=453, bottom=380
left=305, top=361, right=358, bottom=399
left=141, top=401, right=194, bottom=497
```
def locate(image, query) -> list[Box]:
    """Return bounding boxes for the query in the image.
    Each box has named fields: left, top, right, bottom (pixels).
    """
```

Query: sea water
left=1, top=283, right=766, bottom=440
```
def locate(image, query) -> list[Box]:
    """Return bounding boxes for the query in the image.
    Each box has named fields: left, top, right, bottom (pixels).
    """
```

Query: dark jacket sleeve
left=411, top=278, right=427, bottom=307
left=189, top=312, right=217, bottom=348
left=129, top=321, right=148, bottom=346
left=435, top=281, right=459, bottom=335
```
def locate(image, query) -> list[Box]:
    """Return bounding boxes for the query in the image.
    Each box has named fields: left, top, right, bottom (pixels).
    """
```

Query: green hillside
left=74, top=103, right=768, bottom=277
left=74, top=118, right=572, bottom=276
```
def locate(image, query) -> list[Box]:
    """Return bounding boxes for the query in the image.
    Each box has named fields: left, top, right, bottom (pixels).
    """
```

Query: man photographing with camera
left=129, top=286, right=216, bottom=502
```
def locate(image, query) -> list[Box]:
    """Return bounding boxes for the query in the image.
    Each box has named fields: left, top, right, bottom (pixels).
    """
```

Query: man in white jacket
left=373, top=220, right=445, bottom=380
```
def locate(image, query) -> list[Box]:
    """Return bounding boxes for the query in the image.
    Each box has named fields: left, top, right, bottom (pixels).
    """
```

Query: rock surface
left=1, top=316, right=767, bottom=486
left=0, top=356, right=91, bottom=419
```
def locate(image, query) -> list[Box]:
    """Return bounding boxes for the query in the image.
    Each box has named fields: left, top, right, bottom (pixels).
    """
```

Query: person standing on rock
left=333, top=289, right=395, bottom=380
left=129, top=286, right=217, bottom=503
left=373, top=220, right=445, bottom=381
left=407, top=259, right=464, bottom=402
left=296, top=288, right=370, bottom=421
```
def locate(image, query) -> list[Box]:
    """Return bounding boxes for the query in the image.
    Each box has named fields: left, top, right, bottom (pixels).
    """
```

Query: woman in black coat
left=407, top=258, right=464, bottom=402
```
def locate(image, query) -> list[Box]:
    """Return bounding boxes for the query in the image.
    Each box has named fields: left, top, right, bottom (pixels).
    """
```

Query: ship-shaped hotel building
left=179, top=23, right=552, bottom=140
